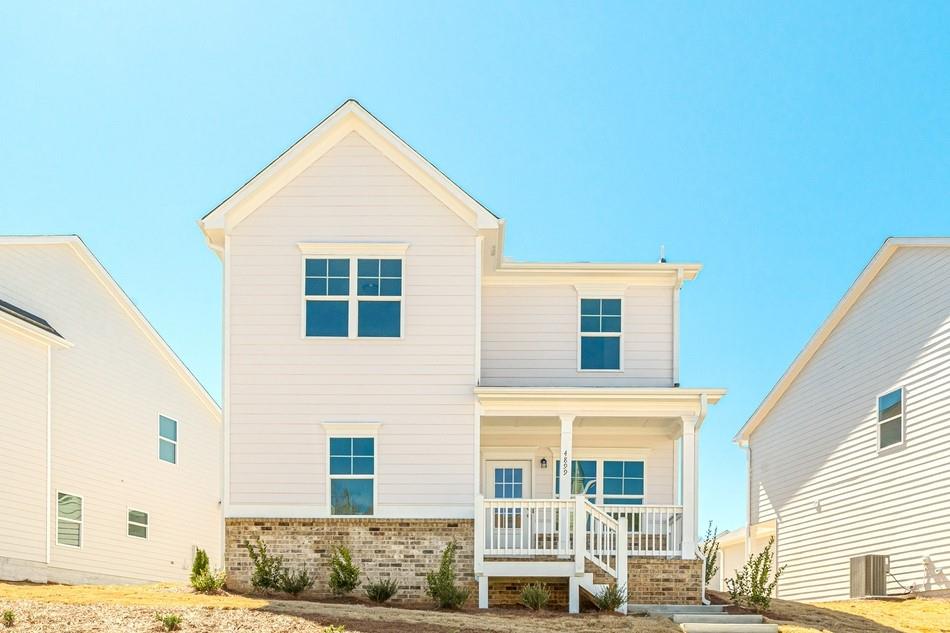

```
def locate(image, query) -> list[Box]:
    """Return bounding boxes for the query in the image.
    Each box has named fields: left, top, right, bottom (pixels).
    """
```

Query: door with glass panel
left=485, top=461, right=531, bottom=552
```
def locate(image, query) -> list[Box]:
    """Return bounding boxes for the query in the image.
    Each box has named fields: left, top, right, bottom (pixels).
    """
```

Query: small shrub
left=593, top=583, right=627, bottom=611
left=519, top=582, right=550, bottom=611
left=328, top=545, right=361, bottom=595
left=700, top=521, right=721, bottom=586
left=2, top=610, right=14, bottom=628
left=191, top=568, right=227, bottom=594
left=322, top=626, right=346, bottom=633
left=190, top=548, right=210, bottom=585
left=425, top=540, right=470, bottom=609
left=245, top=538, right=284, bottom=593
left=365, top=577, right=399, bottom=603
left=725, top=536, right=785, bottom=612
left=155, top=613, right=182, bottom=631
left=279, top=567, right=316, bottom=596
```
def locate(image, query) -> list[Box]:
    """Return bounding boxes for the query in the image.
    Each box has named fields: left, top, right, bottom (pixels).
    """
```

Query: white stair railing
left=578, top=497, right=628, bottom=614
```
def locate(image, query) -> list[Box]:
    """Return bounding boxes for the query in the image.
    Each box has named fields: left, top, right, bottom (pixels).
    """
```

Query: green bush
left=328, top=545, right=361, bottom=595
left=192, top=568, right=227, bottom=594
left=2, top=610, right=14, bottom=628
left=425, top=540, right=470, bottom=609
left=364, top=578, right=399, bottom=603
left=700, top=521, right=721, bottom=586
left=279, top=567, right=316, bottom=596
left=244, top=538, right=285, bottom=593
left=593, top=583, right=627, bottom=611
left=190, top=548, right=210, bottom=585
left=725, top=536, right=785, bottom=612
left=519, top=582, right=550, bottom=610
left=155, top=613, right=182, bottom=631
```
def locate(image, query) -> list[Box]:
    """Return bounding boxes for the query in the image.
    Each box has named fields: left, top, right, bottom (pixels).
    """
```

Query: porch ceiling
left=474, top=386, right=725, bottom=422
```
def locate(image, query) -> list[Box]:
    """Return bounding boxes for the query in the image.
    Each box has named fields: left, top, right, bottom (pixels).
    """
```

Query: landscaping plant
left=190, top=548, right=210, bottom=584
left=700, top=521, right=721, bottom=586
left=155, top=613, right=182, bottom=631
left=244, top=538, right=285, bottom=593
left=322, top=626, right=346, bottom=633
left=725, top=536, right=785, bottom=612
left=328, top=545, right=361, bottom=595
left=364, top=578, right=399, bottom=603
left=1, top=610, right=13, bottom=628
left=425, top=540, right=470, bottom=609
left=191, top=568, right=227, bottom=594
left=519, top=582, right=551, bottom=611
left=593, top=583, right=627, bottom=611
left=279, top=567, right=316, bottom=596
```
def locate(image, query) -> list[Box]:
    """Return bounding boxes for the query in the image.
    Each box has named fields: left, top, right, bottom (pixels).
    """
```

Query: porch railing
left=581, top=500, right=624, bottom=578
left=603, top=504, right=683, bottom=557
left=478, top=498, right=576, bottom=557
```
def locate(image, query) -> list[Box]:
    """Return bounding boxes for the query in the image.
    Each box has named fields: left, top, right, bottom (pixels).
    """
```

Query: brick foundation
left=225, top=518, right=475, bottom=605
left=487, top=577, right=569, bottom=609
left=626, top=557, right=703, bottom=604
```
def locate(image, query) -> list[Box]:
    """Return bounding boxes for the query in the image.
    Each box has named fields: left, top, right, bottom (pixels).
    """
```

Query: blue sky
left=1, top=2, right=947, bottom=531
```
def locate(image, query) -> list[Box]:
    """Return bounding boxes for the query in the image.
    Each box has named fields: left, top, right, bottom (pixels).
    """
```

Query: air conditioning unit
left=850, top=554, right=889, bottom=598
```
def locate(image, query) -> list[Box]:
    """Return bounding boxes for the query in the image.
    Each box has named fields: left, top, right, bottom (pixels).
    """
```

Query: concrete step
left=672, top=614, right=764, bottom=624
left=629, top=604, right=725, bottom=614
left=679, top=624, right=777, bottom=633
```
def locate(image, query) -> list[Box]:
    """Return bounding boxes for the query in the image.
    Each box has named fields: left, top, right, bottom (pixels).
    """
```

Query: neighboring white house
left=200, top=100, right=725, bottom=611
left=735, top=238, right=950, bottom=601
left=0, top=236, right=222, bottom=584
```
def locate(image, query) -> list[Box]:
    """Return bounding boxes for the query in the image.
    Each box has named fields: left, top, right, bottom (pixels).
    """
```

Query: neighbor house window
left=579, top=298, right=622, bottom=370
left=127, top=509, right=148, bottom=539
left=304, top=257, right=403, bottom=338
left=329, top=437, right=375, bottom=515
left=159, top=415, right=177, bottom=464
left=57, top=492, right=82, bottom=548
left=878, top=388, right=904, bottom=450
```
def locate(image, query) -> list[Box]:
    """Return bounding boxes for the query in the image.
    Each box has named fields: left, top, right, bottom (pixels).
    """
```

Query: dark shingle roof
left=0, top=297, right=62, bottom=338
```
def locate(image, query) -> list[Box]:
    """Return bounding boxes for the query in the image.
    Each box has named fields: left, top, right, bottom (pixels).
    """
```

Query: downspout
left=672, top=268, right=684, bottom=387
left=46, top=345, right=52, bottom=566
left=697, top=393, right=707, bottom=604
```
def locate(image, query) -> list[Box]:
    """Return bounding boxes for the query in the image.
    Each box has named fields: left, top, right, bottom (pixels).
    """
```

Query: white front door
left=484, top=460, right=532, bottom=551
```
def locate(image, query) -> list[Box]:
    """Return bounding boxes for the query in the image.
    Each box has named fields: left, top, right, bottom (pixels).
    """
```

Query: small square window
left=128, top=509, right=148, bottom=539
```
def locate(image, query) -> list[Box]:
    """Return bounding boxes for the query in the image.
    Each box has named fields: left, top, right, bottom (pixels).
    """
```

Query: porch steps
left=678, top=625, right=776, bottom=633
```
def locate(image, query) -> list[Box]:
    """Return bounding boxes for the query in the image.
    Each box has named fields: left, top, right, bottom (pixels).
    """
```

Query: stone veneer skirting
left=225, top=518, right=476, bottom=605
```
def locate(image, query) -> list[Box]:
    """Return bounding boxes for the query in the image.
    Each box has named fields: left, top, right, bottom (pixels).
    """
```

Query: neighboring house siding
left=0, top=330, right=47, bottom=565
left=227, top=131, right=478, bottom=514
left=0, top=243, right=221, bottom=582
left=481, top=284, right=674, bottom=387
left=750, top=247, right=950, bottom=601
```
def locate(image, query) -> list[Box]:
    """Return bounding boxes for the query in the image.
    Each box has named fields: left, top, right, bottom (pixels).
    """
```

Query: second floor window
left=305, top=257, right=403, bottom=338
left=878, top=388, right=904, bottom=450
left=579, top=298, right=622, bottom=370
left=159, top=415, right=177, bottom=464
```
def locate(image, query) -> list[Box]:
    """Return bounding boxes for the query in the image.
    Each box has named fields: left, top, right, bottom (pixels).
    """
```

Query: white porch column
left=681, top=416, right=698, bottom=559
left=558, top=415, right=574, bottom=498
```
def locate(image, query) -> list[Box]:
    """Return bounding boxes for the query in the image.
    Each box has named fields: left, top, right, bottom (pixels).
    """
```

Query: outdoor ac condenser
left=850, top=554, right=889, bottom=598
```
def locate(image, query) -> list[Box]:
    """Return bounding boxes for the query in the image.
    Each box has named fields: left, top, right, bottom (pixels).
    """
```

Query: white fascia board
left=0, top=312, right=72, bottom=348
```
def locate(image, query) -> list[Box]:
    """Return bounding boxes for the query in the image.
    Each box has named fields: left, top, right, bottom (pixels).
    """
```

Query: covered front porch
left=472, top=387, right=724, bottom=612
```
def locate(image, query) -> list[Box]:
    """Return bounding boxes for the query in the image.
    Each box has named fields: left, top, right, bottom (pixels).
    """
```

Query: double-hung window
left=579, top=298, right=622, bottom=370
left=128, top=509, right=149, bottom=539
left=304, top=253, right=404, bottom=338
left=159, top=415, right=177, bottom=464
left=878, top=388, right=904, bottom=450
left=328, top=437, right=375, bottom=515
left=56, top=492, right=82, bottom=548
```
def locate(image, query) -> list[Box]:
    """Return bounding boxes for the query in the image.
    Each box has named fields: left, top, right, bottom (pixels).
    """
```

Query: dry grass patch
left=0, top=582, right=265, bottom=609
left=769, top=595, right=950, bottom=633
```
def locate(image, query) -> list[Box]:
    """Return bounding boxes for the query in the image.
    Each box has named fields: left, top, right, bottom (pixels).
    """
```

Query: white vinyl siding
left=481, top=284, right=673, bottom=386
left=227, top=131, right=477, bottom=514
left=749, top=247, right=950, bottom=601
left=0, top=243, right=222, bottom=583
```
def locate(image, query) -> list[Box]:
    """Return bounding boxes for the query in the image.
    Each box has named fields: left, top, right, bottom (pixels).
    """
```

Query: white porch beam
left=681, top=415, right=699, bottom=559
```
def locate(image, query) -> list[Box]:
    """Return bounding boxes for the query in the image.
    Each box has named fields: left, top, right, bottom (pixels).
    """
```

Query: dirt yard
left=1, top=583, right=949, bottom=633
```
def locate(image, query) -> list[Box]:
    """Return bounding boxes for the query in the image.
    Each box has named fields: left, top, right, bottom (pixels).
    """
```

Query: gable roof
left=0, top=297, right=62, bottom=338
left=735, top=237, right=950, bottom=445
left=0, top=235, right=221, bottom=417
left=199, top=100, right=500, bottom=248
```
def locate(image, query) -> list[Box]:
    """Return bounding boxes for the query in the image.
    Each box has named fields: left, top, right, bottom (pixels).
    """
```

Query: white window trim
left=322, top=422, right=379, bottom=517
left=575, top=293, right=625, bottom=373
left=551, top=452, right=649, bottom=505
left=877, top=386, right=906, bottom=453
left=127, top=507, right=149, bottom=541
left=159, top=415, right=178, bottom=465
left=55, top=490, right=83, bottom=549
left=300, top=246, right=408, bottom=341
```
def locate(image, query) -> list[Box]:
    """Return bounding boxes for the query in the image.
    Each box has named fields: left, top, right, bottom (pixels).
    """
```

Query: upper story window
left=159, top=415, right=178, bottom=464
left=579, top=298, right=622, bottom=370
left=56, top=492, right=82, bottom=548
left=304, top=255, right=404, bottom=338
left=878, top=388, right=904, bottom=450
left=329, top=436, right=375, bottom=515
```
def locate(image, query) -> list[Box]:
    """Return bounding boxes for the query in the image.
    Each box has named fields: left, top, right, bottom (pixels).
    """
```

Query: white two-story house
left=200, top=100, right=724, bottom=611
left=735, top=238, right=950, bottom=601
left=0, top=236, right=222, bottom=584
